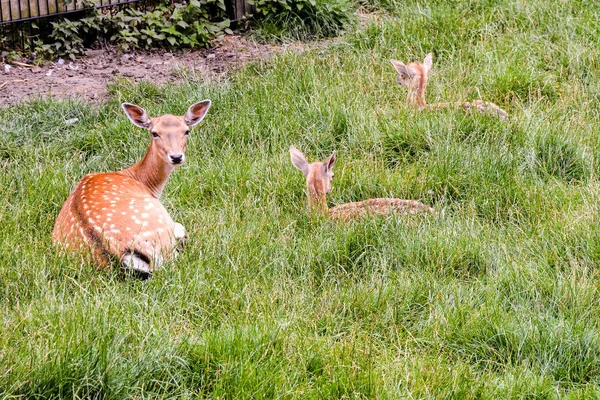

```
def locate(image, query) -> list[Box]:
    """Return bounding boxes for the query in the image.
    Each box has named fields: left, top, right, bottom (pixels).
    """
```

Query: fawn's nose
left=169, top=154, right=184, bottom=164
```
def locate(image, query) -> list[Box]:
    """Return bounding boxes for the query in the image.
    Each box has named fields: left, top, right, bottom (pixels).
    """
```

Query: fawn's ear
left=423, top=53, right=433, bottom=73
left=323, top=150, right=336, bottom=173
left=184, top=100, right=212, bottom=127
left=290, top=146, right=310, bottom=177
left=122, top=103, right=152, bottom=129
left=390, top=59, right=417, bottom=78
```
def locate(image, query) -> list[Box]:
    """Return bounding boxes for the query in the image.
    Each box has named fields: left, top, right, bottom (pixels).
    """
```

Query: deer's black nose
left=170, top=154, right=184, bottom=164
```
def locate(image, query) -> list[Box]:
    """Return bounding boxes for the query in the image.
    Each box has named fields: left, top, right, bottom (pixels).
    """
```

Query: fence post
left=226, top=0, right=253, bottom=22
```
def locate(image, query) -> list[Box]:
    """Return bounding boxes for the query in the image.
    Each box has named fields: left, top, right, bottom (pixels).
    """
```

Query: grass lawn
left=2, top=0, right=600, bottom=397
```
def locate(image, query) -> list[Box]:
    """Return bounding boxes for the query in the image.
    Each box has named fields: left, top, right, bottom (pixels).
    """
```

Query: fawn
left=390, top=53, right=508, bottom=119
left=290, top=146, right=433, bottom=221
left=52, top=100, right=211, bottom=275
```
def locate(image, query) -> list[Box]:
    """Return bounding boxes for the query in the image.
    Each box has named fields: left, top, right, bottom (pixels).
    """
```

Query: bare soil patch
left=0, top=35, right=299, bottom=107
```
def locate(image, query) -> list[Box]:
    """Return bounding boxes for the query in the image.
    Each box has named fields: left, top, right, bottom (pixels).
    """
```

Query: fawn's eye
left=151, top=131, right=159, bottom=138
left=184, top=130, right=190, bottom=136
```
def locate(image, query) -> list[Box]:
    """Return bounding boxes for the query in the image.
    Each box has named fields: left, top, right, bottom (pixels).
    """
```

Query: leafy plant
left=250, top=0, right=355, bottom=41
left=103, top=0, right=233, bottom=51
left=5, top=0, right=233, bottom=59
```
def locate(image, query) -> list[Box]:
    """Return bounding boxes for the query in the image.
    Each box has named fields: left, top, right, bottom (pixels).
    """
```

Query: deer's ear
left=122, top=103, right=152, bottom=129
left=290, top=146, right=310, bottom=177
left=184, top=100, right=212, bottom=127
left=423, top=53, right=433, bottom=73
left=390, top=59, right=417, bottom=78
left=323, top=150, right=336, bottom=173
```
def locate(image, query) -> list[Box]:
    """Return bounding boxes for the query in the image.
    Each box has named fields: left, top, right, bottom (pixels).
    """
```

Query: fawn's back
left=329, top=198, right=434, bottom=221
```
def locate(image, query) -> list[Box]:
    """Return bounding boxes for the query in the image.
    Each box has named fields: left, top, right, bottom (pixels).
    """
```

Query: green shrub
left=103, top=0, right=232, bottom=51
left=250, top=0, right=355, bottom=41
left=4, top=0, right=355, bottom=58
left=17, top=0, right=232, bottom=59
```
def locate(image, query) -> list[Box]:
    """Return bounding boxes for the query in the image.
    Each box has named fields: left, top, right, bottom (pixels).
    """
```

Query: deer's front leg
left=173, top=222, right=187, bottom=252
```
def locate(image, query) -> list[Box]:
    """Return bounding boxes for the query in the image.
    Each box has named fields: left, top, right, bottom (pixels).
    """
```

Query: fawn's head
left=290, top=146, right=336, bottom=214
left=390, top=53, right=433, bottom=107
left=122, top=100, right=212, bottom=167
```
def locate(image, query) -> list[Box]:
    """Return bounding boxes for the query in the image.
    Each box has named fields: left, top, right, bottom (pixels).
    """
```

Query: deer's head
left=390, top=53, right=432, bottom=107
left=122, top=100, right=212, bottom=167
left=290, top=146, right=336, bottom=214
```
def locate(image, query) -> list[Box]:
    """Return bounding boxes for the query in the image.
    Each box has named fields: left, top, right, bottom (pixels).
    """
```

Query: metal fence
left=1, top=0, right=140, bottom=25
left=1, top=0, right=249, bottom=25
left=0, top=0, right=250, bottom=49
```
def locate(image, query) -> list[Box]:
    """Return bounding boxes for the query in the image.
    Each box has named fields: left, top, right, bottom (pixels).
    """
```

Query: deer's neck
left=307, top=187, right=329, bottom=217
left=408, top=76, right=428, bottom=107
left=121, top=143, right=174, bottom=199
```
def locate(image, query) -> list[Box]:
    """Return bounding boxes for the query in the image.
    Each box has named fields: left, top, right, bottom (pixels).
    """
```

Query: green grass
left=3, top=0, right=600, bottom=397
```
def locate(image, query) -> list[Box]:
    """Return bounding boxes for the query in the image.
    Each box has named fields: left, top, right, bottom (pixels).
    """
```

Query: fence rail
left=1, top=0, right=250, bottom=25
left=1, top=0, right=142, bottom=24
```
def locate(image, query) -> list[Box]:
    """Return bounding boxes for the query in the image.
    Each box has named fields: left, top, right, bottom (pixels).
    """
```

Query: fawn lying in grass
left=53, top=100, right=211, bottom=276
left=290, top=146, right=433, bottom=221
left=390, top=53, right=508, bottom=119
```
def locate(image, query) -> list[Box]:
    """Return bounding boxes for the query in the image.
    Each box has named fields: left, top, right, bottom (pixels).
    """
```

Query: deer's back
left=428, top=100, right=508, bottom=119
left=52, top=172, right=176, bottom=266
left=330, top=198, right=433, bottom=221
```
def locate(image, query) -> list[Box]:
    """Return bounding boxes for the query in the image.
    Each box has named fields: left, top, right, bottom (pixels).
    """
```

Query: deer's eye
left=151, top=131, right=159, bottom=138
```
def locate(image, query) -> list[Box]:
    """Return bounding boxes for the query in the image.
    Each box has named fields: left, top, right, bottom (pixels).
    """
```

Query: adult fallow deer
left=53, top=100, right=211, bottom=276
